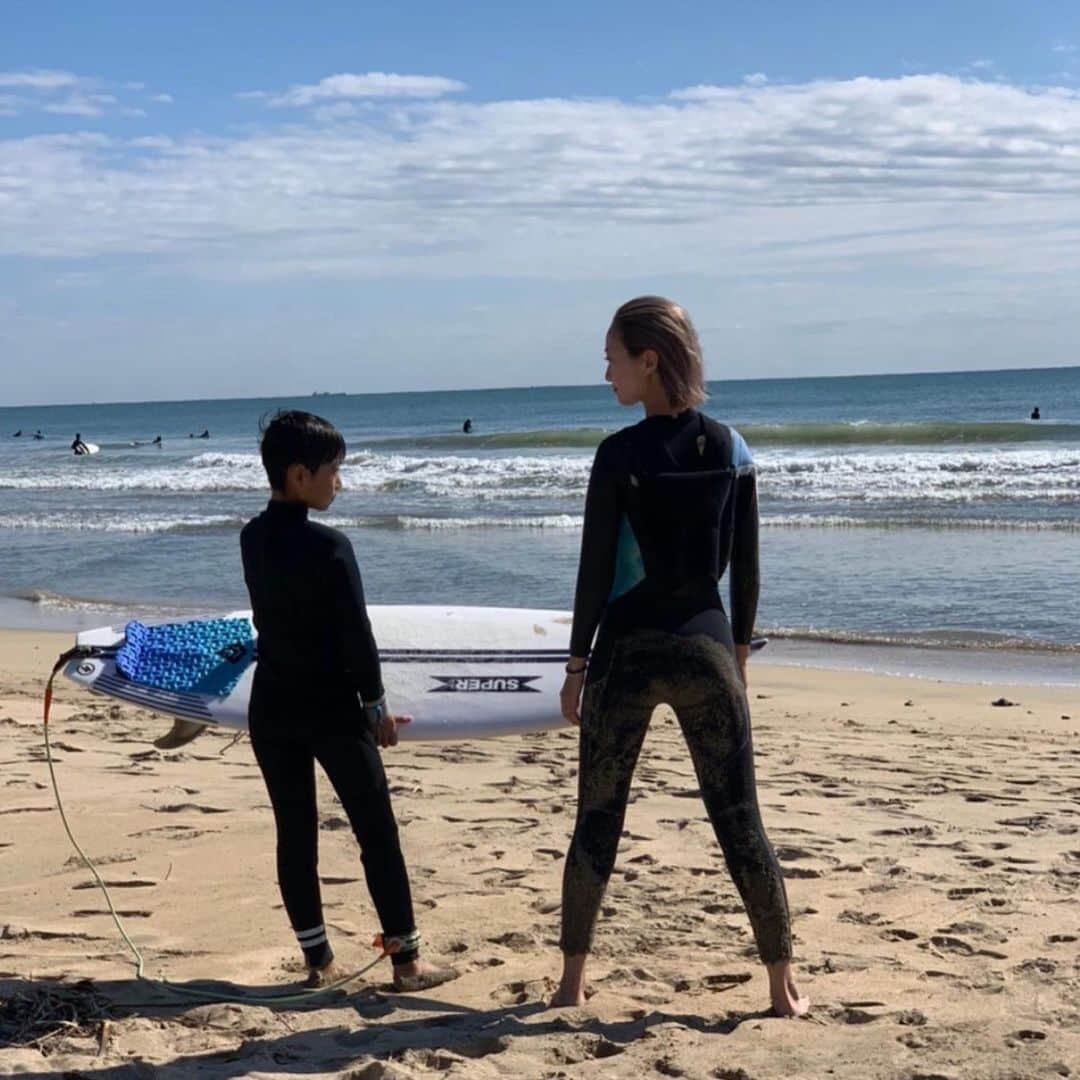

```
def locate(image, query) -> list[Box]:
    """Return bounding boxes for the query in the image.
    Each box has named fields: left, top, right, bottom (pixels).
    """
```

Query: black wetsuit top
left=240, top=499, right=384, bottom=734
left=569, top=409, right=759, bottom=660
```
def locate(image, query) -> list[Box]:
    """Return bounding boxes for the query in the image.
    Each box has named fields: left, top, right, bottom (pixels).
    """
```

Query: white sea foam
left=0, top=450, right=593, bottom=499
left=0, top=513, right=244, bottom=533
left=391, top=514, right=582, bottom=530
left=0, top=510, right=584, bottom=534
left=761, top=513, right=1080, bottom=531
left=0, top=446, right=1077, bottom=507
left=754, top=447, right=1080, bottom=503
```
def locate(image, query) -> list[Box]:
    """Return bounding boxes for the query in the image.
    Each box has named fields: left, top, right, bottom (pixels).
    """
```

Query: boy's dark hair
left=259, top=410, right=346, bottom=492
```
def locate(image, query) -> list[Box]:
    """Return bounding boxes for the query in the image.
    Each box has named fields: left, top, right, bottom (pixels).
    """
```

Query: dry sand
left=0, top=627, right=1077, bottom=1079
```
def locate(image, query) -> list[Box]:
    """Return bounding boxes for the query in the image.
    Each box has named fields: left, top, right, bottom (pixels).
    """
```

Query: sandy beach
left=1, top=626, right=1076, bottom=1079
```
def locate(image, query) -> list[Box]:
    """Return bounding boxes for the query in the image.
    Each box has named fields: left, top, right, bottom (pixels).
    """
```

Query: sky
left=2, top=1, right=1080, bottom=405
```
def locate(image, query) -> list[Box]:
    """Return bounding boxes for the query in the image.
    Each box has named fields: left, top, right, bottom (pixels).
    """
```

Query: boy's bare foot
left=549, top=953, right=587, bottom=1007
left=391, top=959, right=458, bottom=992
left=766, top=961, right=810, bottom=1017
left=304, top=959, right=343, bottom=989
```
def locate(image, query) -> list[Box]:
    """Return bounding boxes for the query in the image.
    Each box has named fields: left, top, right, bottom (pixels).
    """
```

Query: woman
left=552, top=297, right=808, bottom=1017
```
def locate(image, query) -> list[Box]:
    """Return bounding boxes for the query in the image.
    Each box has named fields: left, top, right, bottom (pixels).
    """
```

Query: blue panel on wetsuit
left=730, top=428, right=755, bottom=473
left=609, top=514, right=646, bottom=602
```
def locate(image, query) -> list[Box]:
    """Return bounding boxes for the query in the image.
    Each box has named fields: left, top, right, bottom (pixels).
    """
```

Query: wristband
left=565, top=662, right=587, bottom=675
left=363, top=693, right=388, bottom=725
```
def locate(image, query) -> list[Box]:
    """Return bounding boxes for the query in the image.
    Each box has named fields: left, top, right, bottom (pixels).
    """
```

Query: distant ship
left=311, top=391, right=348, bottom=397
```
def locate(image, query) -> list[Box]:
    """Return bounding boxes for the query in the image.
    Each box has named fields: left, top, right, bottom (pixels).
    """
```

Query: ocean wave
left=762, top=514, right=1080, bottom=531
left=756, top=448, right=1080, bottom=503
left=0, top=450, right=593, bottom=498
left=746, top=420, right=1080, bottom=446
left=342, top=514, right=584, bottom=531
left=1, top=445, right=1077, bottom=506
left=0, top=511, right=584, bottom=535
left=765, top=625, right=1080, bottom=653
left=362, top=429, right=612, bottom=451
left=0, top=514, right=246, bottom=534
left=359, top=419, right=1080, bottom=451
left=9, top=588, right=202, bottom=620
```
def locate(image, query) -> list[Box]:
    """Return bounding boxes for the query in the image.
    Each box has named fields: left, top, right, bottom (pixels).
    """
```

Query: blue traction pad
left=116, top=617, right=256, bottom=697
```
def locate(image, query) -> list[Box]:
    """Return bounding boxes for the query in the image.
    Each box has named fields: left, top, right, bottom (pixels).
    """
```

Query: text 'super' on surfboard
left=64, top=606, right=573, bottom=742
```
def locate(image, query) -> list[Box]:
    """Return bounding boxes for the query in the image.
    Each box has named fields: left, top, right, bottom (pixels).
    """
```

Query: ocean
left=2, top=366, right=1078, bottom=684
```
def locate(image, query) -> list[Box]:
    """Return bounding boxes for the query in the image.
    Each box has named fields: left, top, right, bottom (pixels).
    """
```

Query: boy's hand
left=735, top=644, right=749, bottom=687
left=378, top=713, right=411, bottom=748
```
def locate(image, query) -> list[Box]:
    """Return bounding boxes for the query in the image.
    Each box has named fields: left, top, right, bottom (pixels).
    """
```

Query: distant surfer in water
left=551, top=297, right=808, bottom=1017
left=71, top=433, right=90, bottom=456
left=1030, top=406, right=1041, bottom=420
left=152, top=435, right=162, bottom=445
left=462, top=418, right=473, bottom=434
left=12, top=430, right=21, bottom=437
left=239, top=410, right=457, bottom=992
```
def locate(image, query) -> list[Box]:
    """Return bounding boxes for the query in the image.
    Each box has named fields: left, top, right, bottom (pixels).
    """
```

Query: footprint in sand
left=544, top=1036, right=625, bottom=1065
left=880, top=928, right=919, bottom=942
left=487, top=931, right=537, bottom=951
left=927, top=935, right=975, bottom=956
left=73, top=908, right=151, bottom=918
left=129, top=824, right=219, bottom=839
left=150, top=803, right=228, bottom=814
left=490, top=977, right=553, bottom=1005
left=72, top=878, right=157, bottom=890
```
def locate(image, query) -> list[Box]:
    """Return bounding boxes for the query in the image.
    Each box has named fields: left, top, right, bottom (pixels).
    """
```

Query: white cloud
left=0, top=71, right=141, bottom=119
left=1052, top=43, right=1076, bottom=55
left=43, top=92, right=117, bottom=118
left=743, top=73, right=769, bottom=87
left=150, top=93, right=174, bottom=104
left=0, top=69, right=80, bottom=91
left=247, top=71, right=467, bottom=107
left=3, top=73, right=1080, bottom=292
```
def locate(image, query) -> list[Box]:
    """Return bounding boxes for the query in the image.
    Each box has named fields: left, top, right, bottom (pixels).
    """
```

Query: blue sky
left=3, top=2, right=1080, bottom=404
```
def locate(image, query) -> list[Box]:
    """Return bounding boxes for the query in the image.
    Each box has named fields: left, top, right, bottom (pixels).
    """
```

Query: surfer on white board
left=71, top=432, right=91, bottom=456
left=239, top=410, right=458, bottom=993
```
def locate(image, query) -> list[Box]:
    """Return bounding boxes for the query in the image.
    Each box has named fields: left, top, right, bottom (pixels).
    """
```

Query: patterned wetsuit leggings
left=559, top=626, right=793, bottom=963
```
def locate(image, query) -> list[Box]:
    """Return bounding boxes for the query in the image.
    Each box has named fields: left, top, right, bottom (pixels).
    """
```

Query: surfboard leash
left=42, top=649, right=399, bottom=1006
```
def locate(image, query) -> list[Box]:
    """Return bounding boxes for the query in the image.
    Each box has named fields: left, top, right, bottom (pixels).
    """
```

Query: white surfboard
left=74, top=442, right=100, bottom=456
left=64, top=606, right=573, bottom=742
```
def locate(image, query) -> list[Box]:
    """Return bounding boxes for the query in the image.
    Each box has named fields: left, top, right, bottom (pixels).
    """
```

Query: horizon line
left=3, top=361, right=1077, bottom=412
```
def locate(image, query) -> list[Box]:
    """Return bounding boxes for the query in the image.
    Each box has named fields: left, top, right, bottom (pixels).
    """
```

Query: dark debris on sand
left=0, top=978, right=114, bottom=1055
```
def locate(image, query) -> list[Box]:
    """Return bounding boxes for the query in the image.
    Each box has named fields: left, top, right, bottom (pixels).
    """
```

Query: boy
left=241, top=410, right=455, bottom=991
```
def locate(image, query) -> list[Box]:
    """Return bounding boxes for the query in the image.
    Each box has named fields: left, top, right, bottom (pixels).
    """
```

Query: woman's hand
left=378, top=712, right=411, bottom=748
left=560, top=659, right=588, bottom=725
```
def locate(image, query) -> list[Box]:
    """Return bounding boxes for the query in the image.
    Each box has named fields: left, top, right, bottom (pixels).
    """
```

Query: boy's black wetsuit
left=561, top=409, right=792, bottom=963
left=241, top=499, right=417, bottom=969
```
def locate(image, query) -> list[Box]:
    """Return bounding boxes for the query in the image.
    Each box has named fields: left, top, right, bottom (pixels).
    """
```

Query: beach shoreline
left=2, top=624, right=1077, bottom=1078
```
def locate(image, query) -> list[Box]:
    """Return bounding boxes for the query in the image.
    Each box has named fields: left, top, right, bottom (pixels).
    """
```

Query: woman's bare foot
left=392, top=958, right=458, bottom=992
left=304, top=959, right=343, bottom=989
left=549, top=953, right=587, bottom=1007
left=766, top=960, right=810, bottom=1017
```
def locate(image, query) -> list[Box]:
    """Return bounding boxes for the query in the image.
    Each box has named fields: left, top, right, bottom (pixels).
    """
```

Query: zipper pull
left=696, top=434, right=706, bottom=457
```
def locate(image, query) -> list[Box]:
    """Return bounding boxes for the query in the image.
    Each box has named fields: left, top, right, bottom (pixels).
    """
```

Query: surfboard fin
left=154, top=718, right=209, bottom=750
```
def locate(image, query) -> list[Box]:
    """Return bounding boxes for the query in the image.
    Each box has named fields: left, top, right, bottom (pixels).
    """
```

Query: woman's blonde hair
left=610, top=296, right=708, bottom=410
